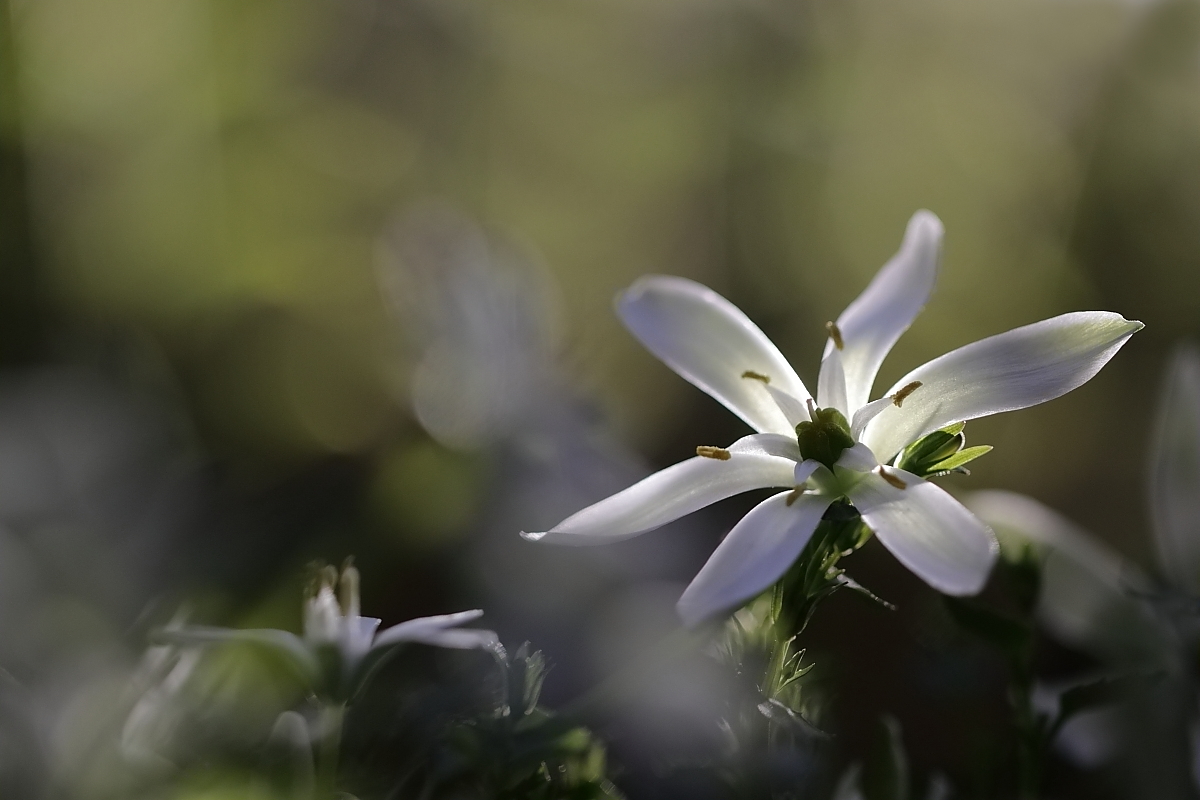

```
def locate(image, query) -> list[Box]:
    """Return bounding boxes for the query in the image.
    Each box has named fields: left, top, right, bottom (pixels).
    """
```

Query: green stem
left=316, top=702, right=346, bottom=800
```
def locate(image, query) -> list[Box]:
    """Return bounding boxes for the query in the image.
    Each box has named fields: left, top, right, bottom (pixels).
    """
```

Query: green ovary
left=795, top=406, right=855, bottom=471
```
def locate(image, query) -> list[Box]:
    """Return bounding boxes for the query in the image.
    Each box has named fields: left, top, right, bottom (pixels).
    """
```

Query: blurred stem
left=1009, top=659, right=1043, bottom=800
left=316, top=702, right=346, bottom=800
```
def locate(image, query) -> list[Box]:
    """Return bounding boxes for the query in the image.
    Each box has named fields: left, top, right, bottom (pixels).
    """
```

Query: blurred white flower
left=966, top=343, right=1200, bottom=665
left=965, top=490, right=1172, bottom=665
left=377, top=205, right=560, bottom=449
left=524, top=211, right=1143, bottom=626
left=1150, top=344, right=1200, bottom=594
left=159, top=563, right=499, bottom=701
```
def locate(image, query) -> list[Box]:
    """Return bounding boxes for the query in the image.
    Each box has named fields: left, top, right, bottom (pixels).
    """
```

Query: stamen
left=785, top=487, right=803, bottom=507
left=806, top=398, right=817, bottom=417
left=696, top=446, right=732, bottom=461
left=877, top=466, right=907, bottom=490
left=891, top=381, right=922, bottom=407
left=338, top=557, right=360, bottom=618
left=825, top=321, right=844, bottom=350
left=741, top=370, right=771, bottom=384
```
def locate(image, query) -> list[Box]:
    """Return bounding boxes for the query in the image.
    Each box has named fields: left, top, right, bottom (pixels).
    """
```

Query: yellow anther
left=891, top=381, right=922, bottom=407
left=877, top=466, right=907, bottom=490
left=696, top=446, right=732, bottom=461
left=741, top=370, right=771, bottom=383
left=825, top=321, right=844, bottom=350
left=785, top=487, right=804, bottom=507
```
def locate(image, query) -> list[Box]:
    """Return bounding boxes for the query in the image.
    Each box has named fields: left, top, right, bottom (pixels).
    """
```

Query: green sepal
left=926, top=445, right=993, bottom=475
left=894, top=425, right=963, bottom=471
left=895, top=423, right=993, bottom=479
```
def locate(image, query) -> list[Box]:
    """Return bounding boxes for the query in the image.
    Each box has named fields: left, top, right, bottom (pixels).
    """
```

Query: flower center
left=796, top=401, right=855, bottom=470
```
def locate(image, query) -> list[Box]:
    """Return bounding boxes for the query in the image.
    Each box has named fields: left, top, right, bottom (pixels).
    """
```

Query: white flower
left=159, top=564, right=500, bottom=699
left=522, top=211, right=1143, bottom=626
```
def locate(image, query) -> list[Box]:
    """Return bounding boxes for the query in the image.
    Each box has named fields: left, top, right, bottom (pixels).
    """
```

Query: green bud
left=895, top=423, right=992, bottom=479
left=796, top=406, right=855, bottom=470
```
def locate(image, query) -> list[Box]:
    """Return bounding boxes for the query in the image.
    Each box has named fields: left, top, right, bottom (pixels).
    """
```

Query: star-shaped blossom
left=158, top=563, right=500, bottom=701
left=523, top=211, right=1143, bottom=626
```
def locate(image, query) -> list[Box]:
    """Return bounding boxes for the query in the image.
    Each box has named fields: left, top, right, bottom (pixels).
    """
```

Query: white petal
left=862, top=312, right=1144, bottom=463
left=617, top=275, right=811, bottom=434
left=730, top=432, right=803, bottom=461
left=828, top=211, right=942, bottom=413
left=341, top=616, right=383, bottom=667
left=1149, top=344, right=1200, bottom=594
left=155, top=626, right=320, bottom=685
left=848, top=469, right=998, bottom=595
left=965, top=491, right=1170, bottom=663
left=765, top=385, right=812, bottom=428
left=677, top=491, right=833, bottom=626
left=850, top=396, right=893, bottom=440
left=522, top=434, right=798, bottom=543
left=373, top=609, right=499, bottom=651
left=836, top=443, right=878, bottom=472
left=794, top=459, right=820, bottom=484
left=816, top=346, right=849, bottom=417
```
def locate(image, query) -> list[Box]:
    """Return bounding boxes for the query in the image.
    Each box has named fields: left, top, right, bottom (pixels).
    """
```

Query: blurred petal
left=862, top=312, right=1144, bottom=462
left=1149, top=343, right=1200, bottom=593
left=677, top=491, right=832, bottom=626
left=966, top=490, right=1171, bottom=664
left=617, top=275, right=810, bottom=435
left=848, top=469, right=998, bottom=595
left=373, top=609, right=499, bottom=651
left=522, top=434, right=798, bottom=543
left=829, top=211, right=942, bottom=413
left=342, top=616, right=383, bottom=666
left=155, top=626, right=319, bottom=684
left=817, top=346, right=849, bottom=416
left=268, top=711, right=316, bottom=798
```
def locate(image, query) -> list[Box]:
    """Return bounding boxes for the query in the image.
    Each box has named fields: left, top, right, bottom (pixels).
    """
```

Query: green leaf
left=861, top=715, right=909, bottom=800
left=927, top=445, right=993, bottom=474
left=942, top=597, right=1032, bottom=654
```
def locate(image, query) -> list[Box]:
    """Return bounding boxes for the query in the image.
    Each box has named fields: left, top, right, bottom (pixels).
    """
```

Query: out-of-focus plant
left=147, top=562, right=620, bottom=800
left=963, top=343, right=1200, bottom=797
